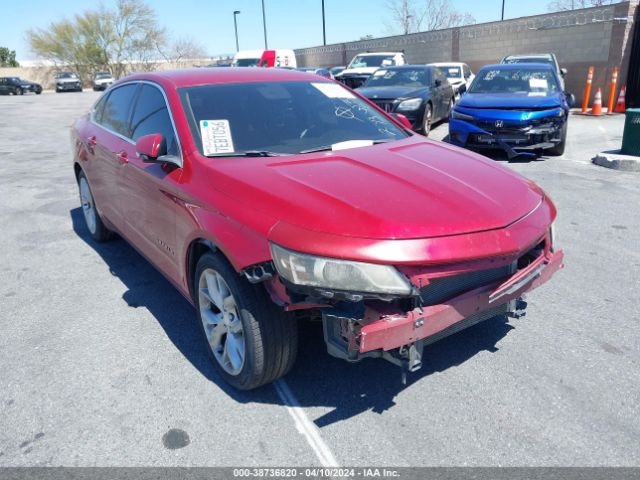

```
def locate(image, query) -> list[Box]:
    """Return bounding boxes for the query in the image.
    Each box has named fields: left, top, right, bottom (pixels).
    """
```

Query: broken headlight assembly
left=270, top=243, right=413, bottom=296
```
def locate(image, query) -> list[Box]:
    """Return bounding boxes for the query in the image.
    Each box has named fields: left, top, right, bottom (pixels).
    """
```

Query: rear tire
left=194, top=252, right=298, bottom=390
left=77, top=170, right=112, bottom=242
left=548, top=123, right=567, bottom=156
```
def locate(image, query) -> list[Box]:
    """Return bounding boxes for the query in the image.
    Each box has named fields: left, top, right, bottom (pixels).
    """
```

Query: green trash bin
left=622, top=108, right=640, bottom=156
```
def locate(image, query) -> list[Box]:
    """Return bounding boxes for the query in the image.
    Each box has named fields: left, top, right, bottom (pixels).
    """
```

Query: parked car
left=329, top=66, right=345, bottom=79
left=449, top=63, right=575, bottom=158
left=334, top=52, right=406, bottom=89
left=358, top=65, right=455, bottom=135
left=55, top=72, right=82, bottom=92
left=296, top=67, right=332, bottom=78
left=427, top=62, right=474, bottom=101
left=0, top=76, right=42, bottom=95
left=72, top=68, right=563, bottom=390
left=92, top=71, right=114, bottom=91
left=501, top=53, right=566, bottom=90
left=232, top=49, right=297, bottom=68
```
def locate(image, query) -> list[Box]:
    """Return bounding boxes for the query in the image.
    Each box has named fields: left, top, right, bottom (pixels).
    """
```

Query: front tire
left=78, top=170, right=111, bottom=242
left=421, top=103, right=433, bottom=136
left=548, top=123, right=567, bottom=156
left=195, top=252, right=298, bottom=390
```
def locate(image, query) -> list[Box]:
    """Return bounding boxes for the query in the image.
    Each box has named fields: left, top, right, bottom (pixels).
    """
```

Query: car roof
left=377, top=65, right=431, bottom=71
left=428, top=62, right=467, bottom=67
left=354, top=52, right=401, bottom=56
left=480, top=63, right=555, bottom=71
left=117, top=68, right=333, bottom=89
left=504, top=53, right=554, bottom=59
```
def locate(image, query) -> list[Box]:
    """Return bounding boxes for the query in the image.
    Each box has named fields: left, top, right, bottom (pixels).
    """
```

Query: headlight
left=450, top=110, right=475, bottom=122
left=270, top=244, right=412, bottom=295
left=396, top=98, right=423, bottom=111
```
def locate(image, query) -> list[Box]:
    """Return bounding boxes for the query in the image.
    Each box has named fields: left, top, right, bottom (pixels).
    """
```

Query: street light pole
left=261, top=0, right=268, bottom=49
left=233, top=10, right=240, bottom=52
left=322, top=0, right=326, bottom=46
left=501, top=0, right=505, bottom=20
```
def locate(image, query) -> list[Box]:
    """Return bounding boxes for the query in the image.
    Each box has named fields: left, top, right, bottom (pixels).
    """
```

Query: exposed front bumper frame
left=357, top=248, right=564, bottom=353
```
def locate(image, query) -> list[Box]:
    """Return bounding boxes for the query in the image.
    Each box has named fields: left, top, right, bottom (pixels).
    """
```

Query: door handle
left=116, top=151, right=128, bottom=164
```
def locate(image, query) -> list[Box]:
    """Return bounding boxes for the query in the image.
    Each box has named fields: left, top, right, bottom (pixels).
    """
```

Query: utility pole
left=233, top=11, right=241, bottom=52
left=322, top=0, right=327, bottom=45
left=261, top=0, right=268, bottom=49
left=501, top=0, right=505, bottom=20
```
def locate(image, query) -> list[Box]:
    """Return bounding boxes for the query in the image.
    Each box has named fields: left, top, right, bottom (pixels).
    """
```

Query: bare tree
left=385, top=0, right=475, bottom=34
left=165, top=37, right=208, bottom=64
left=385, top=0, right=418, bottom=34
left=547, top=0, right=614, bottom=11
left=415, top=0, right=476, bottom=31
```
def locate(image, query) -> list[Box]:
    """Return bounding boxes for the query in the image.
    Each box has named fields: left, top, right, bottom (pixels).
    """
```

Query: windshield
left=179, top=81, right=407, bottom=156
left=441, top=66, right=462, bottom=79
left=469, top=68, right=560, bottom=94
left=363, top=69, right=429, bottom=88
left=233, top=58, right=260, bottom=67
left=348, top=55, right=395, bottom=69
left=57, top=72, right=76, bottom=79
left=95, top=73, right=111, bottom=79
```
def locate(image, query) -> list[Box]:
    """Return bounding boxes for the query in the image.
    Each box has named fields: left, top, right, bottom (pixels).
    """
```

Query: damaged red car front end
left=263, top=190, right=563, bottom=379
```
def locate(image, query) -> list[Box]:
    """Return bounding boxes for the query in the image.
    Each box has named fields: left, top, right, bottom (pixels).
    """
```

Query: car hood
left=57, top=77, right=79, bottom=83
left=358, top=86, right=428, bottom=100
left=338, top=67, right=379, bottom=76
left=458, top=92, right=563, bottom=109
left=209, top=137, right=543, bottom=240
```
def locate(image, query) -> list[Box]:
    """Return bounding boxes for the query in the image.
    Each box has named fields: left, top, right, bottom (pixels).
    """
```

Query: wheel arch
left=186, top=238, right=219, bottom=302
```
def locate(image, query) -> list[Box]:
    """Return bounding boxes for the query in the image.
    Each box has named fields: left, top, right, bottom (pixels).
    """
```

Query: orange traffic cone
left=590, top=88, right=603, bottom=116
left=614, top=86, right=626, bottom=113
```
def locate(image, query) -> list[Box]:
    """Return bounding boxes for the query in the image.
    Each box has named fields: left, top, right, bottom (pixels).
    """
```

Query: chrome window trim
left=89, top=79, right=183, bottom=167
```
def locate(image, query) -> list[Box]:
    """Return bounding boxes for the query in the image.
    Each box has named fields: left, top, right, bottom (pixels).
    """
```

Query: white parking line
left=274, top=379, right=339, bottom=467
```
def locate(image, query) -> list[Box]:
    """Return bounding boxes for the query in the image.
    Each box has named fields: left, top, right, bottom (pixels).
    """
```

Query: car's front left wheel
left=195, top=252, right=298, bottom=390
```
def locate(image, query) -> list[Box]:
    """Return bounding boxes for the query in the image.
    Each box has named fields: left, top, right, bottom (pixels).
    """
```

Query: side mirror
left=434, top=79, right=442, bottom=87
left=390, top=112, right=413, bottom=129
left=566, top=92, right=576, bottom=108
left=560, top=68, right=568, bottom=77
left=136, top=133, right=165, bottom=162
left=458, top=84, right=467, bottom=95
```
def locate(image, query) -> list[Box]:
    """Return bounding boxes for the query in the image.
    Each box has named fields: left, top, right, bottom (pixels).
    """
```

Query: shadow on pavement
left=71, top=207, right=515, bottom=426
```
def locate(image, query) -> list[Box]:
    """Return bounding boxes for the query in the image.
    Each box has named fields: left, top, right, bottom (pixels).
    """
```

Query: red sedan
left=72, top=68, right=563, bottom=390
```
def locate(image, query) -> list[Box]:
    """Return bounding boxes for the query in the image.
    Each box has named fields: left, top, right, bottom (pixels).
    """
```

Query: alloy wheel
left=79, top=176, right=97, bottom=235
left=198, top=269, right=246, bottom=376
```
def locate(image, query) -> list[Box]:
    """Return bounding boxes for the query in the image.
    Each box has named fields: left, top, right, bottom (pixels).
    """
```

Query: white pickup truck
left=334, top=52, right=406, bottom=89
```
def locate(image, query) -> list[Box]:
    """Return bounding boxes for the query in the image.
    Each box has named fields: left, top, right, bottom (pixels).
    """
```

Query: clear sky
left=1, top=0, right=552, bottom=61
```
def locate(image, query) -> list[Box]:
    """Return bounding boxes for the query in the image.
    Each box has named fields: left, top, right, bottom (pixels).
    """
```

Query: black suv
left=0, top=77, right=43, bottom=95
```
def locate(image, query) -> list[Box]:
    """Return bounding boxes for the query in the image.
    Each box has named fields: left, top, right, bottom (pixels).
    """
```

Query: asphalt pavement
left=0, top=91, right=639, bottom=467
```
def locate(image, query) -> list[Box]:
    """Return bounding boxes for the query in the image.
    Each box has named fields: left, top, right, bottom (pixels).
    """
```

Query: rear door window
left=130, top=84, right=179, bottom=157
left=100, top=83, right=138, bottom=138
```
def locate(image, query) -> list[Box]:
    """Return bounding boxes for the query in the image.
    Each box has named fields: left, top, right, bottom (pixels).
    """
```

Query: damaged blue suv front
left=448, top=63, right=574, bottom=159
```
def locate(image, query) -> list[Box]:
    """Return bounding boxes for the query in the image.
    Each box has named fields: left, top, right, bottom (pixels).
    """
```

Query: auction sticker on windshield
left=312, top=83, right=355, bottom=99
left=200, top=120, right=235, bottom=155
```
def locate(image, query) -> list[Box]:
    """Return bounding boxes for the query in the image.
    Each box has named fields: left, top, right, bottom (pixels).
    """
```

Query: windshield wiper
left=299, top=139, right=394, bottom=154
left=205, top=150, right=291, bottom=158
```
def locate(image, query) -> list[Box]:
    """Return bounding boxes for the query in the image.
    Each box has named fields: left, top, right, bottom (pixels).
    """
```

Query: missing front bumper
left=322, top=249, right=564, bottom=369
